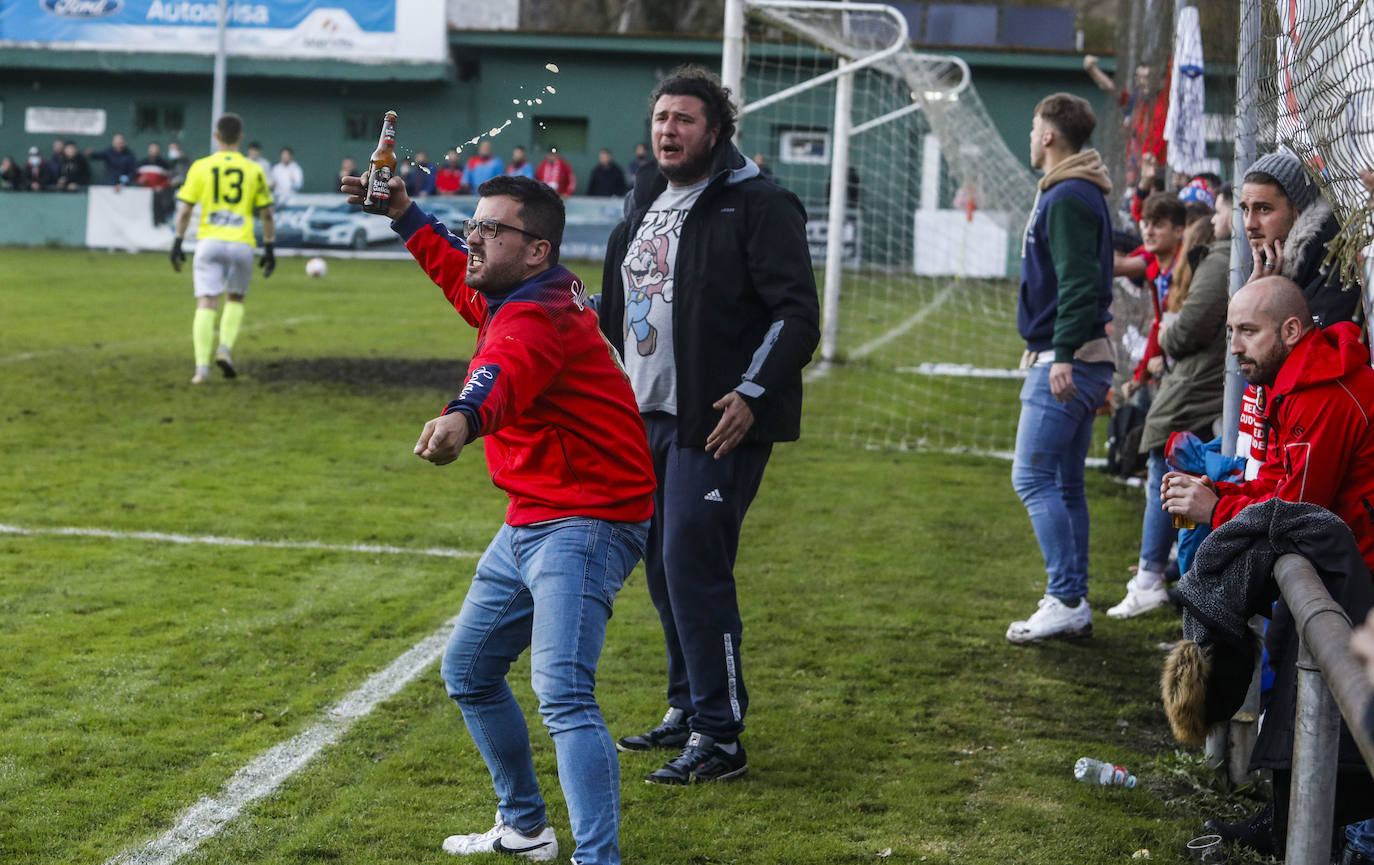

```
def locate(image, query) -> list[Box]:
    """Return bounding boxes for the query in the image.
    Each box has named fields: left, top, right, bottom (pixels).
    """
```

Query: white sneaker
left=1006, top=596, right=1093, bottom=644
left=190, top=364, right=210, bottom=384
left=1106, top=574, right=1172, bottom=619
left=441, top=812, right=558, bottom=860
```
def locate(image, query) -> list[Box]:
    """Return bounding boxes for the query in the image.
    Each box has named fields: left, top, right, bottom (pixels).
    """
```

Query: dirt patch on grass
left=252, top=357, right=469, bottom=394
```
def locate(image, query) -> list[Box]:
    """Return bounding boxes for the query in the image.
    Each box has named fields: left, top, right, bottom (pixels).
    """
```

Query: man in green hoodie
left=1006, top=92, right=1116, bottom=645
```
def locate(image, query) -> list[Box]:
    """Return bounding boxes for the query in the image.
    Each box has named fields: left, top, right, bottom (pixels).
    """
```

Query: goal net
left=728, top=0, right=1041, bottom=454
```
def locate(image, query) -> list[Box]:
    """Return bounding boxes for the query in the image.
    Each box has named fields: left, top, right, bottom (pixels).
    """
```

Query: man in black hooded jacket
left=598, top=65, right=819, bottom=786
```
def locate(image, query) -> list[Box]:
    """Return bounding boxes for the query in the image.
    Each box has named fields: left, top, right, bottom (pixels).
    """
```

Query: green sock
left=219, top=301, right=245, bottom=349
left=193, top=308, right=216, bottom=367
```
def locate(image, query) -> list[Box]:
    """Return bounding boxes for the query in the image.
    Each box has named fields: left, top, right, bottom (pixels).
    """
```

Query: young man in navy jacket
left=1006, top=92, right=1116, bottom=645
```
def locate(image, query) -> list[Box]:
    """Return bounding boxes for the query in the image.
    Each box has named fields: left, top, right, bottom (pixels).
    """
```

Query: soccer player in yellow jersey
left=170, top=113, right=276, bottom=384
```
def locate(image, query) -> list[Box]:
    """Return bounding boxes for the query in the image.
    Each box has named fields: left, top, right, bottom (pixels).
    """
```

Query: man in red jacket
left=1164, top=275, right=1374, bottom=859
left=1163, top=275, right=1374, bottom=572
left=341, top=171, right=654, bottom=865
left=534, top=146, right=576, bottom=198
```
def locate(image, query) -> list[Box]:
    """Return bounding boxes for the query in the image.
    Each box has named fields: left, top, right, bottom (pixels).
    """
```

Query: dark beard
left=1240, top=343, right=1288, bottom=387
left=659, top=148, right=713, bottom=185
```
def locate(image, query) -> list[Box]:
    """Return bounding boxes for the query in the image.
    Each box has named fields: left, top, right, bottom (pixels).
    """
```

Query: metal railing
left=1273, top=553, right=1374, bottom=865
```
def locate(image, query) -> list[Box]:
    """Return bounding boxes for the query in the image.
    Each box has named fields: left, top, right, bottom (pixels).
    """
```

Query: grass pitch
left=3, top=249, right=1253, bottom=865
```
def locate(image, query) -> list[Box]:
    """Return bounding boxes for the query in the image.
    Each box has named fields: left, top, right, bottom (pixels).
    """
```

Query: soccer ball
left=305, top=257, right=328, bottom=278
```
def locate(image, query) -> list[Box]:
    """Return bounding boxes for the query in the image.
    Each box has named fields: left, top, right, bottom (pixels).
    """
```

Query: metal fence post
left=1208, top=0, right=1263, bottom=781
left=1288, top=638, right=1341, bottom=865
left=1273, top=552, right=1374, bottom=863
left=1221, top=0, right=1260, bottom=461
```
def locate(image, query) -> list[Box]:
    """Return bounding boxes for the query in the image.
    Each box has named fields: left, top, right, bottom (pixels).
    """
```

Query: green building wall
left=0, top=31, right=1233, bottom=252
left=0, top=34, right=1119, bottom=192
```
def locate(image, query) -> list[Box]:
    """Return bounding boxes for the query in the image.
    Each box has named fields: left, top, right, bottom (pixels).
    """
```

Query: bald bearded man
left=1162, top=276, right=1374, bottom=569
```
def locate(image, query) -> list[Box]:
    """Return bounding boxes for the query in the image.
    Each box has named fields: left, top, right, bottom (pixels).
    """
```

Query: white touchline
left=804, top=282, right=958, bottom=383
left=0, top=523, right=481, bottom=560
left=104, top=616, right=459, bottom=865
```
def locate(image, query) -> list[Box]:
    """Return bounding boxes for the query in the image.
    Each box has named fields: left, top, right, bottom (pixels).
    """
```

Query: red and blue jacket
left=394, top=203, right=655, bottom=527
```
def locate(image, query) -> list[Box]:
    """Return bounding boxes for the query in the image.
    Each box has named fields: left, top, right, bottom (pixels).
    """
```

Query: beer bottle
left=362, top=110, right=399, bottom=215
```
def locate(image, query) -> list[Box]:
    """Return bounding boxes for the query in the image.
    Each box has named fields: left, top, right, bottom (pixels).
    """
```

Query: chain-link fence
left=1106, top=0, right=1371, bottom=336
left=1098, top=0, right=1239, bottom=211
left=1238, top=0, right=1374, bottom=294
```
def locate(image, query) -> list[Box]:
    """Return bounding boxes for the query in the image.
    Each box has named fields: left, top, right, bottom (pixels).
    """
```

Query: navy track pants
left=641, top=411, right=772, bottom=741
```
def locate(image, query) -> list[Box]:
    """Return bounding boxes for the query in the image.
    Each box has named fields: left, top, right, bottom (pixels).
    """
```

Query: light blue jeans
left=1140, top=448, right=1176, bottom=574
left=440, top=517, right=649, bottom=865
left=1011, top=360, right=1114, bottom=602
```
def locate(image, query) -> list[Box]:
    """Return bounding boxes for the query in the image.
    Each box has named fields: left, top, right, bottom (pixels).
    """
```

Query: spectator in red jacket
left=1164, top=273, right=1374, bottom=862
left=339, top=169, right=654, bottom=865
left=1083, top=55, right=1169, bottom=186
left=1164, top=276, right=1374, bottom=573
left=1120, top=193, right=1187, bottom=397
left=434, top=149, right=463, bottom=195
left=136, top=142, right=171, bottom=190
left=535, top=146, right=576, bottom=198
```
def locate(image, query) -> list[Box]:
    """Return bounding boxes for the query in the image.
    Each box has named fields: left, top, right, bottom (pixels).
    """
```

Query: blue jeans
left=1011, top=360, right=1114, bottom=602
left=1140, top=448, right=1176, bottom=573
left=1348, top=818, right=1374, bottom=854
left=440, top=517, right=649, bottom=865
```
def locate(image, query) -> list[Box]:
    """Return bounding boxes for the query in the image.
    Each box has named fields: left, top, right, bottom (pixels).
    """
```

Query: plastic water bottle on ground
left=1074, top=757, right=1137, bottom=788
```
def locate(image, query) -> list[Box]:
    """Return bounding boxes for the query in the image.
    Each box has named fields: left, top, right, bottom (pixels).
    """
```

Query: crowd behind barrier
left=1070, top=20, right=1374, bottom=862
left=0, top=136, right=655, bottom=203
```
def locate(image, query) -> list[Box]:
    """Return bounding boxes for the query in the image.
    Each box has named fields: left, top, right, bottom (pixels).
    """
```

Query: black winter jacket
left=598, top=142, right=820, bottom=447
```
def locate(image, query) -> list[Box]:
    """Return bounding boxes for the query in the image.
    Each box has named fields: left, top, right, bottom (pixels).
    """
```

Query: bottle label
left=368, top=166, right=392, bottom=202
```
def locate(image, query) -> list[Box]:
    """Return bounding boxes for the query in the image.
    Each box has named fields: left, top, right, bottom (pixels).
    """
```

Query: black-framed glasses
left=462, top=218, right=543, bottom=242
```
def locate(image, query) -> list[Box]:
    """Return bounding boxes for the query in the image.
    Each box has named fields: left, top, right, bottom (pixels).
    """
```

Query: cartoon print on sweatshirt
left=622, top=207, right=685, bottom=357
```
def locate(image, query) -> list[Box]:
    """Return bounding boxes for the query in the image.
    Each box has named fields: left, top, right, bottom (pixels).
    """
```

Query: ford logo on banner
left=42, top=0, right=123, bottom=18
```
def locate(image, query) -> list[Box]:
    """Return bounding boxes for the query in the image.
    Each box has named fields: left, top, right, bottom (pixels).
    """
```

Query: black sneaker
left=1203, top=802, right=1276, bottom=856
left=215, top=345, right=237, bottom=379
left=645, top=732, right=748, bottom=785
left=616, top=708, right=689, bottom=752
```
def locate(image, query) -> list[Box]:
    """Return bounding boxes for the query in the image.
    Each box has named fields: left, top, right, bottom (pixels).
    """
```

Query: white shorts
left=192, top=238, right=255, bottom=298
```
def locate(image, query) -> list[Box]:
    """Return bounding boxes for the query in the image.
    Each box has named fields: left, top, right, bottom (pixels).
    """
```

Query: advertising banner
left=0, top=0, right=445, bottom=63
left=26, top=106, right=107, bottom=135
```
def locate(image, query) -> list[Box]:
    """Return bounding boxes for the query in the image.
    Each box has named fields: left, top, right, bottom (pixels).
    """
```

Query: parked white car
left=300, top=202, right=399, bottom=249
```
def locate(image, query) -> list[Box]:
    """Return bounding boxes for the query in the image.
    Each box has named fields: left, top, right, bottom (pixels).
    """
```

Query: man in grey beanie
left=1240, top=150, right=1359, bottom=327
